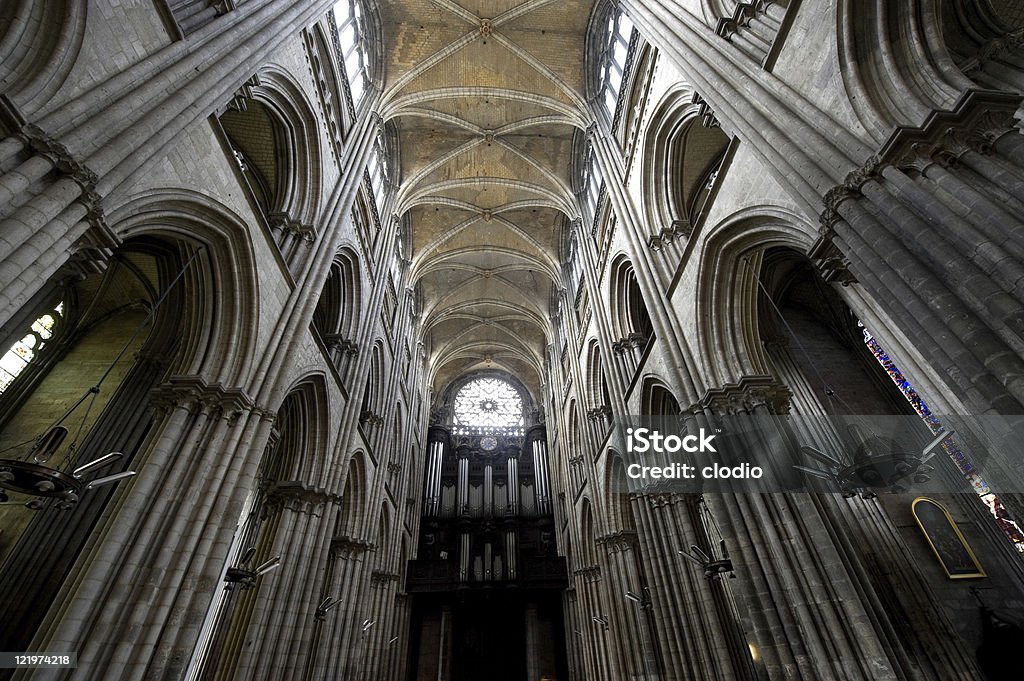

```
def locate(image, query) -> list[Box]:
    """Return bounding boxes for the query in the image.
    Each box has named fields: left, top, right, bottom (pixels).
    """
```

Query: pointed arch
left=338, top=451, right=368, bottom=539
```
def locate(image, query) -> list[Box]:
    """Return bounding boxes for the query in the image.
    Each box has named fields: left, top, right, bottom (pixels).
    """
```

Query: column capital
left=693, top=375, right=791, bottom=415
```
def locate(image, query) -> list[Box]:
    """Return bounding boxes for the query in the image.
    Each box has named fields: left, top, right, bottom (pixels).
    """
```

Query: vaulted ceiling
left=378, top=0, right=595, bottom=399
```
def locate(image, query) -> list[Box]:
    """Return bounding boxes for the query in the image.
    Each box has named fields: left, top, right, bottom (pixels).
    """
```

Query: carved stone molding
left=696, top=375, right=791, bottom=415
left=586, top=404, right=613, bottom=422
left=612, top=331, right=649, bottom=355
left=226, top=74, right=262, bottom=113
left=819, top=89, right=1022, bottom=228
left=596, top=529, right=639, bottom=553
left=149, top=375, right=259, bottom=421
left=643, top=492, right=683, bottom=508
left=690, top=91, right=721, bottom=129
left=211, top=0, right=236, bottom=16
left=264, top=481, right=341, bottom=516
left=267, top=211, right=316, bottom=241
left=807, top=229, right=856, bottom=285
left=359, top=409, right=385, bottom=427
left=573, top=564, right=602, bottom=582
left=324, top=334, right=359, bottom=356
left=19, top=123, right=115, bottom=244
left=370, top=569, right=400, bottom=587
left=819, top=155, right=880, bottom=229
left=330, top=535, right=373, bottom=559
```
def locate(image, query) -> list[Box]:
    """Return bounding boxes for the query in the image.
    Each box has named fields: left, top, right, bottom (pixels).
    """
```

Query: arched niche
left=641, top=89, right=730, bottom=243
left=583, top=340, right=605, bottom=408
left=338, top=452, right=368, bottom=540
left=639, top=376, right=681, bottom=417
left=604, top=450, right=637, bottom=534
left=577, top=497, right=598, bottom=568
left=217, top=69, right=322, bottom=267
left=313, top=247, right=363, bottom=378
left=609, top=256, right=654, bottom=356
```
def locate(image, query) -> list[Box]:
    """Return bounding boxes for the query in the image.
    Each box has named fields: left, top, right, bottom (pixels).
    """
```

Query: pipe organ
left=412, top=425, right=561, bottom=584
left=407, top=421, right=568, bottom=681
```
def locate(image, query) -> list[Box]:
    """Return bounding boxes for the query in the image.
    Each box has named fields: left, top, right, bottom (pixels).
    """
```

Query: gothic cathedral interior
left=2, top=0, right=1024, bottom=680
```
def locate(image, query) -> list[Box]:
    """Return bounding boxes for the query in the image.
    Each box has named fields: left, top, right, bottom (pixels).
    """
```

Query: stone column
left=459, top=532, right=470, bottom=583
left=630, top=492, right=753, bottom=681
left=14, top=376, right=275, bottom=681
left=695, top=377, right=984, bottom=680
left=0, top=0, right=349, bottom=329
left=322, top=537, right=373, bottom=681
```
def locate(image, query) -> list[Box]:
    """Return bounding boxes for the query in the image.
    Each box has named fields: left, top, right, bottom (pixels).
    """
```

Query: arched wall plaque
left=912, top=497, right=986, bottom=579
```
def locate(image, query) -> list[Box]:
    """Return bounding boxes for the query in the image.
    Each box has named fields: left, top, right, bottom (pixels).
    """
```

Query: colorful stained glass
left=863, top=326, right=1024, bottom=552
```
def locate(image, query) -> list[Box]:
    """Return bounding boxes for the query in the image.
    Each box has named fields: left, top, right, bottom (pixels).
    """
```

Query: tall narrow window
left=0, top=303, right=63, bottom=394
left=579, top=143, right=604, bottom=225
left=367, top=131, right=390, bottom=213
left=596, top=10, right=634, bottom=120
left=863, top=325, right=1024, bottom=553
left=332, top=0, right=370, bottom=107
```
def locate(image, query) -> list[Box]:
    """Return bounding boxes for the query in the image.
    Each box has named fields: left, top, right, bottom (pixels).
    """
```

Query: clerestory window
left=596, top=10, right=634, bottom=120
left=332, top=0, right=371, bottom=107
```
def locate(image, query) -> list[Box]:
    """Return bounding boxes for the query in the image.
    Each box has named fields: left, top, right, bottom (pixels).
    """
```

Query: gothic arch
left=608, top=255, right=654, bottom=346
left=639, top=375, right=681, bottom=416
left=250, top=65, right=324, bottom=228
left=639, top=86, right=730, bottom=241
left=693, top=207, right=817, bottom=387
left=313, top=247, right=363, bottom=343
left=361, top=340, right=386, bottom=426
left=835, top=0, right=976, bottom=145
left=218, top=68, right=322, bottom=237
left=577, top=497, right=598, bottom=568
left=603, top=450, right=637, bottom=534
left=377, top=501, right=392, bottom=565
left=107, top=190, right=261, bottom=387
left=0, top=1, right=86, bottom=116
left=584, top=339, right=610, bottom=411
left=338, top=451, right=368, bottom=540
left=264, top=374, right=332, bottom=484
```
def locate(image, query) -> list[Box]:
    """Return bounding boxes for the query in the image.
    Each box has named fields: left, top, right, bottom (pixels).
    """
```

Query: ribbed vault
left=380, top=0, right=594, bottom=396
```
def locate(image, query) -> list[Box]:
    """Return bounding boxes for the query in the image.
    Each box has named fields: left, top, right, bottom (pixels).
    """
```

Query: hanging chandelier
left=795, top=426, right=951, bottom=498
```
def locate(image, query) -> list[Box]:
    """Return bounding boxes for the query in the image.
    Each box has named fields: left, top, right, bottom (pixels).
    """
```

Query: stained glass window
left=0, top=302, right=63, bottom=394
left=862, top=324, right=1024, bottom=552
left=453, top=378, right=524, bottom=433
